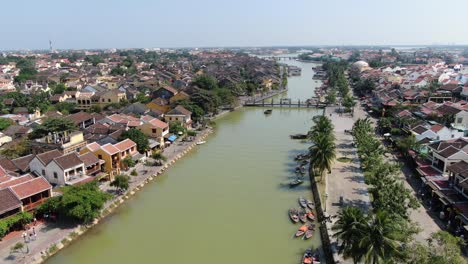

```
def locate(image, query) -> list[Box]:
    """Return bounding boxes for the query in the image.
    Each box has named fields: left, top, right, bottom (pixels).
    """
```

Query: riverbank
left=0, top=128, right=214, bottom=264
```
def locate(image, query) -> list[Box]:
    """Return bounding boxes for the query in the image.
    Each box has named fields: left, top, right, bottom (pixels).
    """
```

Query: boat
left=312, top=250, right=320, bottom=264
left=301, top=248, right=313, bottom=264
left=264, top=109, right=272, bottom=114
left=304, top=224, right=315, bottom=240
left=289, top=208, right=299, bottom=223
left=196, top=141, right=206, bottom=145
left=295, top=224, right=308, bottom=237
left=290, top=134, right=308, bottom=139
left=299, top=210, right=307, bottom=223
left=305, top=209, right=315, bottom=221
left=289, top=179, right=303, bottom=187
left=298, top=197, right=307, bottom=208
left=306, top=200, right=315, bottom=209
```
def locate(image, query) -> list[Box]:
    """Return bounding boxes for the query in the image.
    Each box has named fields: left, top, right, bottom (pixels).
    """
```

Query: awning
left=149, top=139, right=160, bottom=148
left=167, top=135, right=177, bottom=142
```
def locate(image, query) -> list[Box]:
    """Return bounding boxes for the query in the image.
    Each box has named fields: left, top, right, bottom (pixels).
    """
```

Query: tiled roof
left=158, top=86, right=178, bottom=95
left=36, top=149, right=63, bottom=165
left=447, top=160, right=468, bottom=174
left=166, top=105, right=192, bottom=116
left=53, top=152, right=83, bottom=170
left=0, top=158, right=18, bottom=172
left=10, top=177, right=52, bottom=199
left=0, top=174, right=34, bottom=189
left=0, top=188, right=21, bottom=215
left=101, top=144, right=120, bottom=155
left=412, top=125, right=428, bottom=134
left=430, top=124, right=445, bottom=133
left=114, top=139, right=136, bottom=152
left=79, top=152, right=100, bottom=167
left=438, top=146, right=461, bottom=158
left=147, top=118, right=168, bottom=129
left=85, top=142, right=101, bottom=152
left=67, top=112, right=94, bottom=125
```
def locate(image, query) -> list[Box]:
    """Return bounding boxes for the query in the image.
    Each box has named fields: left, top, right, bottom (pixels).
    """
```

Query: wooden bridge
left=244, top=98, right=326, bottom=108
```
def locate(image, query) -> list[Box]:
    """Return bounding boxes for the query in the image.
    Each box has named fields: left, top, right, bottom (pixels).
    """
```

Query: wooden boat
left=290, top=134, right=307, bottom=139
left=299, top=210, right=307, bottom=223
left=298, top=197, right=307, bottom=208
left=305, top=209, right=315, bottom=221
left=301, top=248, right=313, bottom=264
left=290, top=179, right=303, bottom=187
left=295, top=224, right=308, bottom=237
left=312, top=250, right=320, bottom=264
left=306, top=200, right=315, bottom=209
left=196, top=141, right=206, bottom=145
left=289, top=208, right=299, bottom=223
left=304, top=225, right=314, bottom=240
left=264, top=109, right=272, bottom=114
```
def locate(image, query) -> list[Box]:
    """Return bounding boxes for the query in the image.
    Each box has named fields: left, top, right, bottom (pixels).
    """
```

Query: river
left=46, top=57, right=323, bottom=264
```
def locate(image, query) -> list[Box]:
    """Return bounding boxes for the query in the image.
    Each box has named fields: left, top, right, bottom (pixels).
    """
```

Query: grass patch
left=337, top=157, right=352, bottom=163
left=61, top=238, right=70, bottom=246
left=48, top=244, right=58, bottom=254
left=69, top=231, right=78, bottom=239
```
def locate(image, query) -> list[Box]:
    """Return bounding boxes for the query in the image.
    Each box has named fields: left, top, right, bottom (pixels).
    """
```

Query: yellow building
left=169, top=91, right=190, bottom=104
left=146, top=98, right=171, bottom=113
left=165, top=105, right=192, bottom=129
left=80, top=139, right=138, bottom=180
left=138, top=115, right=169, bottom=147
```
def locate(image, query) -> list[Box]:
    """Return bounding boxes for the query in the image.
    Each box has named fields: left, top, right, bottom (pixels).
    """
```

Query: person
left=32, top=227, right=36, bottom=235
left=33, top=217, right=37, bottom=226
left=22, top=232, right=27, bottom=242
left=33, top=233, right=37, bottom=241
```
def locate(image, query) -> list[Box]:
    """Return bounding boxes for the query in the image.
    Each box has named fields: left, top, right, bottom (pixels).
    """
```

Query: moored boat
left=196, top=141, right=206, bottom=145
left=306, top=200, right=314, bottom=209
left=264, top=109, right=272, bottom=114
left=299, top=210, right=307, bottom=223
left=298, top=197, right=307, bottom=208
left=290, top=179, right=303, bottom=187
left=301, top=248, right=313, bottom=264
left=304, top=225, right=314, bottom=240
left=305, top=209, right=315, bottom=221
left=289, top=208, right=299, bottom=223
left=295, top=224, right=308, bottom=237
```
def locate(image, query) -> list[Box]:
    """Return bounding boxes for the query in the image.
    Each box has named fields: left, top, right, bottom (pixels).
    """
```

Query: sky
left=1, top=0, right=468, bottom=50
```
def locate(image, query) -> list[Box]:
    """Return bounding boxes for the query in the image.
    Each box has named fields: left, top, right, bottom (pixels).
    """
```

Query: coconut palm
left=309, top=116, right=334, bottom=142
left=309, top=133, right=336, bottom=180
left=332, top=207, right=367, bottom=263
left=358, top=211, right=403, bottom=264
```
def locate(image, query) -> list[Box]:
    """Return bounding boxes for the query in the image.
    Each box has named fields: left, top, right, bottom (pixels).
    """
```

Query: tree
left=309, top=134, right=336, bottom=180
left=332, top=207, right=367, bottom=262
left=87, top=105, right=102, bottom=113
left=169, top=121, right=186, bottom=135
left=38, top=181, right=111, bottom=223
left=0, top=117, right=14, bottom=131
left=51, top=83, right=67, bottom=95
left=342, top=95, right=356, bottom=113
left=111, top=174, right=129, bottom=193
left=357, top=211, right=404, bottom=264
left=396, top=135, right=420, bottom=156
left=192, top=74, right=219, bottom=90
left=122, top=156, right=136, bottom=169
left=119, top=129, right=149, bottom=153
left=405, top=231, right=466, bottom=264
left=377, top=117, right=392, bottom=134
left=0, top=139, right=30, bottom=159
left=30, top=117, right=77, bottom=139
left=54, top=102, right=77, bottom=115
left=152, top=152, right=167, bottom=162
left=325, top=89, right=337, bottom=105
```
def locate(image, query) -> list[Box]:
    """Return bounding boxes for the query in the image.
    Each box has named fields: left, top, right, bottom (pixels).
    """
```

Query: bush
left=0, top=212, right=33, bottom=239
left=187, top=130, right=197, bottom=136
left=130, top=169, right=138, bottom=176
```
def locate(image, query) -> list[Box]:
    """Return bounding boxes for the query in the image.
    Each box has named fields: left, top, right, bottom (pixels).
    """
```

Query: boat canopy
left=167, top=135, right=177, bottom=142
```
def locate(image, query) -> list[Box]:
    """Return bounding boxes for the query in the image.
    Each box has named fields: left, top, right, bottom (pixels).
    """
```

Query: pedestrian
left=33, top=217, right=37, bottom=226
left=22, top=232, right=27, bottom=242
left=29, top=232, right=33, bottom=241
left=34, top=233, right=37, bottom=241
left=32, top=227, right=36, bottom=235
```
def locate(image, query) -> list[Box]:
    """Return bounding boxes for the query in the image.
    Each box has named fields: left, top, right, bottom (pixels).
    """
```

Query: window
left=42, top=169, right=45, bottom=176
left=108, top=99, right=111, bottom=102
left=101, top=99, right=105, bottom=102
left=53, top=172, right=58, bottom=179
left=152, top=129, right=157, bottom=133
left=457, top=117, right=463, bottom=124
left=98, top=155, right=103, bottom=159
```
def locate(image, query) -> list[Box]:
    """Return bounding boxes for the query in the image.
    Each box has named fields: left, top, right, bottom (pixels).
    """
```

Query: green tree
left=169, top=121, right=186, bottom=135
left=119, top=129, right=149, bottom=153
left=38, top=181, right=111, bottom=223
left=87, top=105, right=102, bottom=113
left=342, top=95, right=356, bottom=113
left=122, top=156, right=136, bottom=168
left=111, top=174, right=130, bottom=192
left=192, top=74, right=219, bottom=90
left=51, top=83, right=67, bottom=95
left=332, top=207, right=367, bottom=262
left=0, top=117, right=14, bottom=131
left=377, top=117, right=392, bottom=134
left=325, top=89, right=337, bottom=105
left=55, top=102, right=77, bottom=115
left=309, top=133, right=336, bottom=180
left=396, top=135, right=420, bottom=156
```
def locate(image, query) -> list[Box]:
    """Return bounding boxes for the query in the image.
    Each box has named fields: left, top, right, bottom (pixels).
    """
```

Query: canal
left=47, top=58, right=323, bottom=264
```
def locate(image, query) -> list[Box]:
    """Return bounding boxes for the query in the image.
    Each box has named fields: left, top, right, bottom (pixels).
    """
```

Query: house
left=169, top=91, right=190, bottom=104
left=0, top=132, right=12, bottom=146
left=0, top=170, right=52, bottom=218
left=80, top=139, right=138, bottom=180
left=30, top=131, right=87, bottom=154
left=146, top=98, right=171, bottom=113
left=165, top=105, right=192, bottom=129
left=152, top=86, right=178, bottom=100
left=411, top=123, right=464, bottom=142
left=29, top=150, right=100, bottom=186
left=121, top=102, right=150, bottom=116
left=427, top=138, right=468, bottom=175
left=138, top=115, right=169, bottom=147
left=66, top=112, right=96, bottom=129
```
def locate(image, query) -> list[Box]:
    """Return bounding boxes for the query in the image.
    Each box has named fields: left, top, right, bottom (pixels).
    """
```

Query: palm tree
left=309, top=116, right=334, bottom=142
left=358, top=211, right=403, bottom=264
left=332, top=207, right=367, bottom=263
left=309, top=133, right=336, bottom=181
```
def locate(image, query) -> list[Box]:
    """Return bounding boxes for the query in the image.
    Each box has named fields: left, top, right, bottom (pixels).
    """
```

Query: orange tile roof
left=101, top=144, right=120, bottom=155
left=86, top=142, right=101, bottom=152
left=148, top=118, right=168, bottom=129
left=0, top=174, right=34, bottom=189
left=114, top=139, right=136, bottom=152
left=10, top=177, right=51, bottom=199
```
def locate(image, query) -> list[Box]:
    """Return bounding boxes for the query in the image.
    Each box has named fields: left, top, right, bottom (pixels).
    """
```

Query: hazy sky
left=2, top=0, right=467, bottom=50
